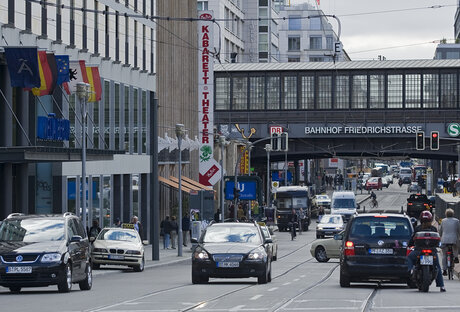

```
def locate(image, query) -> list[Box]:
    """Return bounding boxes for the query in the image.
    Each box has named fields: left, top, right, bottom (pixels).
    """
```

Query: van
left=331, top=191, right=359, bottom=220
left=399, top=167, right=412, bottom=184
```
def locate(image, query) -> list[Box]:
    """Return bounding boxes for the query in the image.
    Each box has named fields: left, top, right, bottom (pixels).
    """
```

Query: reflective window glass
left=250, top=77, right=265, bottom=110
left=369, top=75, right=385, bottom=109
left=352, top=75, right=367, bottom=109
left=405, top=74, right=421, bottom=108
left=232, top=77, right=248, bottom=110
left=283, top=76, right=297, bottom=110
left=318, top=76, right=332, bottom=109
left=388, top=75, right=403, bottom=108
left=335, top=75, right=349, bottom=109
left=267, top=76, right=280, bottom=110
left=440, top=73, right=458, bottom=108
left=423, top=74, right=439, bottom=108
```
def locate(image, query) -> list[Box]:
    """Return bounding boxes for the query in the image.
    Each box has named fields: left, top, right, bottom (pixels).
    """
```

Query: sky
left=288, top=0, right=458, bottom=60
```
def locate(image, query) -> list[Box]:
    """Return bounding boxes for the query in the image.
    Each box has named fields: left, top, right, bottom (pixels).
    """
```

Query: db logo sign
left=447, top=123, right=460, bottom=137
left=200, top=13, right=213, bottom=20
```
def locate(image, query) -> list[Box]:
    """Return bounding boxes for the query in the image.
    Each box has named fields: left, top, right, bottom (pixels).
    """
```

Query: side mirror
left=70, top=235, right=82, bottom=243
left=333, top=234, right=343, bottom=241
left=142, top=240, right=149, bottom=245
left=264, top=238, right=273, bottom=244
left=89, top=236, right=95, bottom=242
left=191, top=238, right=198, bottom=244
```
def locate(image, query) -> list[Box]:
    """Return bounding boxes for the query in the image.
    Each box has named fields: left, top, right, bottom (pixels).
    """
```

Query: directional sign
left=225, top=181, right=257, bottom=200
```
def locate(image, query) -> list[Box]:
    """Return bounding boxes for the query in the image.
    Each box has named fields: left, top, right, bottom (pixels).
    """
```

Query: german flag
left=32, top=51, right=57, bottom=96
left=86, top=66, right=102, bottom=102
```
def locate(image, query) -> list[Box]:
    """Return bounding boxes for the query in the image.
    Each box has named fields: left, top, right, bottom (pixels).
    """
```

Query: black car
left=406, top=193, right=431, bottom=218
left=191, top=222, right=272, bottom=284
left=337, top=213, right=413, bottom=287
left=0, top=213, right=92, bottom=293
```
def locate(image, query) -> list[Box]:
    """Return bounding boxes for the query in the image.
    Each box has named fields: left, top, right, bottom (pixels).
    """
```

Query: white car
left=310, top=233, right=343, bottom=262
left=91, top=227, right=145, bottom=272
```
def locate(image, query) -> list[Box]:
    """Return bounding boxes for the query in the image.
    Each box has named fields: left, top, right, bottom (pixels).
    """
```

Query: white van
left=331, top=191, right=359, bottom=220
left=399, top=167, right=412, bottom=184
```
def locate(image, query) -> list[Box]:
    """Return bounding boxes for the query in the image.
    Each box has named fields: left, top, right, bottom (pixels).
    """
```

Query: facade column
left=16, top=88, right=30, bottom=214
left=113, top=174, right=122, bottom=222
left=123, top=174, right=131, bottom=223
left=140, top=173, right=148, bottom=240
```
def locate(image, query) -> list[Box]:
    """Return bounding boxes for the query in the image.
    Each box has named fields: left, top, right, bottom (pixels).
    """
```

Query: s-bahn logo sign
left=447, top=123, right=460, bottom=137
left=304, top=125, right=422, bottom=135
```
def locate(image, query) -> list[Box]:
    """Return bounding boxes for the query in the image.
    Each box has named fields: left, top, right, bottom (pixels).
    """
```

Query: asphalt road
left=2, top=183, right=460, bottom=311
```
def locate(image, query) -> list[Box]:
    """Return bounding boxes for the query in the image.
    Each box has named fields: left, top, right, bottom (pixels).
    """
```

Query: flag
left=316, top=0, right=320, bottom=5
left=31, top=51, right=57, bottom=96
left=86, top=66, right=102, bottom=102
left=63, top=60, right=89, bottom=95
left=4, top=47, right=40, bottom=88
left=55, top=55, right=70, bottom=85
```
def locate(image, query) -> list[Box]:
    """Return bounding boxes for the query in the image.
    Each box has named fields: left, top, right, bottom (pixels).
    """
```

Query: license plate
left=369, top=248, right=393, bottom=255
left=6, top=266, right=32, bottom=274
left=108, top=255, right=124, bottom=260
left=420, top=255, right=433, bottom=265
left=217, top=262, right=239, bottom=268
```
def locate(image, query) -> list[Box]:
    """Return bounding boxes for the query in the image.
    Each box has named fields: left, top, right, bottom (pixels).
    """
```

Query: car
left=91, top=227, right=145, bottom=272
left=338, top=213, right=413, bottom=287
left=381, top=177, right=390, bottom=188
left=260, top=225, right=278, bottom=261
left=365, top=177, right=382, bottom=190
left=311, top=194, right=331, bottom=215
left=316, top=214, right=345, bottom=238
left=0, top=213, right=92, bottom=293
left=407, top=182, right=422, bottom=193
left=399, top=167, right=412, bottom=184
left=406, top=193, right=432, bottom=218
left=310, top=233, right=343, bottom=262
left=191, top=222, right=273, bottom=284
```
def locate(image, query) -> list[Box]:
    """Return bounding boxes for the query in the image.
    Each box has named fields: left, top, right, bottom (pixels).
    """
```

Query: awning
left=158, top=176, right=214, bottom=194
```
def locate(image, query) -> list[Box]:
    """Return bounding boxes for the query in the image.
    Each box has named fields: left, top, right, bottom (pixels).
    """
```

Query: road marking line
left=282, top=282, right=291, bottom=285
left=250, top=295, right=263, bottom=300
left=293, top=278, right=300, bottom=281
left=267, top=287, right=278, bottom=292
left=229, top=305, right=246, bottom=311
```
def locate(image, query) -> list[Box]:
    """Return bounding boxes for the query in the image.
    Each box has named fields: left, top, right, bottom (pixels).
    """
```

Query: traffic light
left=416, top=131, right=425, bottom=150
left=233, top=187, right=240, bottom=200
left=271, top=132, right=279, bottom=151
left=280, top=132, right=288, bottom=151
left=430, top=131, right=439, bottom=150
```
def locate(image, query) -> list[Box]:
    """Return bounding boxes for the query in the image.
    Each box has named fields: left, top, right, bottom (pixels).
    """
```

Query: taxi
left=91, top=225, right=144, bottom=272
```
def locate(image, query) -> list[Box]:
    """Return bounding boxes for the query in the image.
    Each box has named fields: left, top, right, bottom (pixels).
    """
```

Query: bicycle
left=370, top=198, right=378, bottom=209
left=445, top=244, right=455, bottom=280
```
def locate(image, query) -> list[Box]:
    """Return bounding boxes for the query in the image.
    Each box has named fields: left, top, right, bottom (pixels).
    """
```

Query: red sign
left=270, top=126, right=283, bottom=135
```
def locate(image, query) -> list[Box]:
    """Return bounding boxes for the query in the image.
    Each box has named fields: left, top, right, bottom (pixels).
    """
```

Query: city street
left=2, top=183, right=460, bottom=312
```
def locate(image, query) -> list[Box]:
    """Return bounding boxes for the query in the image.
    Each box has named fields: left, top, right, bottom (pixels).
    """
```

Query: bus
left=374, top=163, right=389, bottom=175
left=273, top=186, right=311, bottom=232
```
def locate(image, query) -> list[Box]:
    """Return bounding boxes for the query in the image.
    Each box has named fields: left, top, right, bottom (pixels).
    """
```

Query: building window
left=250, top=77, right=265, bottom=110
left=335, top=76, right=349, bottom=109
left=310, top=36, right=322, bottom=50
left=259, top=0, right=268, bottom=6
left=352, top=75, right=367, bottom=109
left=310, top=17, right=321, bottom=30
left=267, top=76, right=280, bottom=110
left=288, top=57, right=300, bottom=62
left=440, top=73, right=457, bottom=108
left=387, top=74, right=403, bottom=109
left=405, top=74, right=421, bottom=108
left=197, top=1, right=208, bottom=10
left=309, top=56, right=323, bottom=62
left=232, top=77, right=248, bottom=110
left=326, top=36, right=333, bottom=50
left=288, top=36, right=300, bottom=51
left=283, top=76, right=297, bottom=110
left=369, top=75, right=385, bottom=109
left=288, top=15, right=301, bottom=30
left=318, top=76, right=332, bottom=109
left=423, top=73, right=439, bottom=108
left=301, top=76, right=315, bottom=109
left=216, top=77, right=230, bottom=110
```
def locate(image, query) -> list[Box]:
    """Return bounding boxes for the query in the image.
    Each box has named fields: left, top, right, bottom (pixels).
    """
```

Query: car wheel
left=92, top=263, right=100, bottom=270
left=258, top=264, right=269, bottom=284
left=9, top=286, right=21, bottom=293
left=134, top=256, right=145, bottom=272
left=315, top=246, right=330, bottom=263
left=58, top=263, right=73, bottom=293
left=339, top=268, right=350, bottom=287
left=79, top=262, right=93, bottom=290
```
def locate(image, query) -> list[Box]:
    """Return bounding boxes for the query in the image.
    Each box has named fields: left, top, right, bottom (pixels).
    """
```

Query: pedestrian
left=114, top=217, right=121, bottom=227
left=131, top=215, right=144, bottom=240
left=237, top=203, right=245, bottom=221
left=170, top=216, right=178, bottom=249
left=182, top=213, right=191, bottom=247
left=160, top=216, right=172, bottom=249
left=228, top=203, right=235, bottom=220
left=88, top=219, right=101, bottom=241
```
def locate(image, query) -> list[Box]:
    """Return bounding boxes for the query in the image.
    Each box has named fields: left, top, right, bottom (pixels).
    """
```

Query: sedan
left=310, top=234, right=342, bottom=262
left=91, top=228, right=145, bottom=272
left=316, top=214, right=345, bottom=238
left=260, top=225, right=278, bottom=261
left=365, top=177, right=382, bottom=190
left=311, top=194, right=331, bottom=216
left=407, top=182, right=422, bottom=193
left=191, top=222, right=272, bottom=284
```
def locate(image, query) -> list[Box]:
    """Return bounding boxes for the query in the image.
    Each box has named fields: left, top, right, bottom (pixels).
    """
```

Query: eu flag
left=55, top=55, right=70, bottom=85
left=4, top=47, right=40, bottom=88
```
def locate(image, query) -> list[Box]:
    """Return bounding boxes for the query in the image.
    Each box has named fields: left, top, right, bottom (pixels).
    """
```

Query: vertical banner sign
left=198, top=11, right=220, bottom=186
left=238, top=146, right=249, bottom=175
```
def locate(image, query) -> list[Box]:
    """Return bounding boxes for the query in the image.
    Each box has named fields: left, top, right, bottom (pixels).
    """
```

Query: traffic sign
left=447, top=123, right=460, bottom=137
left=225, top=181, right=257, bottom=200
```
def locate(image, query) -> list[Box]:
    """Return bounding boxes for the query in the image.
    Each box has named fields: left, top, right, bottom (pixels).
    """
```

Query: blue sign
left=37, top=115, right=70, bottom=141
left=225, top=181, right=257, bottom=200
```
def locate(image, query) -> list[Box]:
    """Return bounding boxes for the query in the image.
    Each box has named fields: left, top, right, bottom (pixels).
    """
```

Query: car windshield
left=98, top=229, right=139, bottom=242
left=317, top=195, right=328, bottom=200
left=349, top=217, right=412, bottom=239
left=320, top=215, right=343, bottom=225
left=0, top=219, right=65, bottom=242
left=333, top=198, right=355, bottom=209
left=202, top=225, right=262, bottom=244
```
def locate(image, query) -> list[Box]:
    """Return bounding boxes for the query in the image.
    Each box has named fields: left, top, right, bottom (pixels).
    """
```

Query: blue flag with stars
left=4, top=47, right=40, bottom=88
left=55, top=55, right=70, bottom=85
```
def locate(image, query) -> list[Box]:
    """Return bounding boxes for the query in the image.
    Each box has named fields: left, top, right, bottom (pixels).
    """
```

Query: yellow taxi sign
left=121, top=223, right=134, bottom=229
left=257, top=221, right=266, bottom=226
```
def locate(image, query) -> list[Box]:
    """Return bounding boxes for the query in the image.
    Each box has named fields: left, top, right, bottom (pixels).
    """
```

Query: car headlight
left=317, top=225, right=323, bottom=230
left=248, top=247, right=266, bottom=260
left=126, top=250, right=142, bottom=255
left=41, top=253, right=62, bottom=263
left=193, top=250, right=209, bottom=260
left=335, top=226, right=342, bottom=230
left=93, top=248, right=108, bottom=253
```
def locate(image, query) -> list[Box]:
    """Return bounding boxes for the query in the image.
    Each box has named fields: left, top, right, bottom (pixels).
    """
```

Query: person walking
left=182, top=213, right=191, bottom=247
left=237, top=203, right=245, bottom=221
left=160, top=216, right=172, bottom=249
left=88, top=219, right=101, bottom=241
left=170, top=216, right=178, bottom=249
left=114, top=217, right=121, bottom=227
left=131, top=215, right=143, bottom=240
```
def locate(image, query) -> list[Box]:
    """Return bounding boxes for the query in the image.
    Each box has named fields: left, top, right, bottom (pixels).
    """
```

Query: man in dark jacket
left=160, top=216, right=172, bottom=249
left=182, top=213, right=191, bottom=247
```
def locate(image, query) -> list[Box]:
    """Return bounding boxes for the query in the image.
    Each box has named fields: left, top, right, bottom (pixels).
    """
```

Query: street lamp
left=219, top=135, right=228, bottom=223
left=175, top=123, right=186, bottom=257
left=265, top=144, right=272, bottom=210
left=76, top=82, right=90, bottom=231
